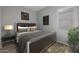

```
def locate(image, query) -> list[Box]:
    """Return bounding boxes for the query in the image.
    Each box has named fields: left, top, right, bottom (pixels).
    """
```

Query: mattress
left=16, top=31, right=56, bottom=53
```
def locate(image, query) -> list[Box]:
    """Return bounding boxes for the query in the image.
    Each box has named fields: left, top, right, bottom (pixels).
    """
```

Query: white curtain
left=59, top=8, right=74, bottom=30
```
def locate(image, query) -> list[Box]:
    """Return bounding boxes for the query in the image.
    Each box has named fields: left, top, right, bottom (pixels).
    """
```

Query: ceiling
left=24, top=6, right=47, bottom=11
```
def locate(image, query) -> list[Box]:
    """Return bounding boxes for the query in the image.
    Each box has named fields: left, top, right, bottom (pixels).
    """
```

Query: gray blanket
left=17, top=31, right=55, bottom=53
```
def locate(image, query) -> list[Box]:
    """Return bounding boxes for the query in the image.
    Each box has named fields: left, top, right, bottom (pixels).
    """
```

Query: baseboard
left=57, top=40, right=69, bottom=46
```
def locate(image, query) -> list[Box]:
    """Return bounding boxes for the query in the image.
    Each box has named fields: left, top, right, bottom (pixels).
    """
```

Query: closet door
left=57, top=7, right=75, bottom=44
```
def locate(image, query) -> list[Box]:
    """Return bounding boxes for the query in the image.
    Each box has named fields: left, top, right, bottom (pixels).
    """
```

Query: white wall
left=0, top=6, right=2, bottom=48
left=37, top=7, right=57, bottom=32
left=1, top=6, right=37, bottom=36
left=37, top=6, right=68, bottom=32
left=37, top=6, right=78, bottom=45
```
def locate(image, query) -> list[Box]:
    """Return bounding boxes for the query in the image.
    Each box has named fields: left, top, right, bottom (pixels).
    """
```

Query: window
left=58, top=8, right=74, bottom=30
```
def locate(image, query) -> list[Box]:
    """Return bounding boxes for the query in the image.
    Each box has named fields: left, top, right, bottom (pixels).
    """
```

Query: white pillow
left=18, top=26, right=30, bottom=32
left=30, top=26, right=37, bottom=32
left=18, top=26, right=29, bottom=29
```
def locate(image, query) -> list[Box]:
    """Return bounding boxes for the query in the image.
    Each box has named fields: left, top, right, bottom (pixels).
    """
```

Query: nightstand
left=2, top=33, right=16, bottom=46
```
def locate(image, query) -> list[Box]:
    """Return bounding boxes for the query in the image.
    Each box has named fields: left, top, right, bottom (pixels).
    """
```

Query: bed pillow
left=30, top=26, right=37, bottom=32
left=18, top=26, right=29, bottom=29
left=18, top=26, right=29, bottom=32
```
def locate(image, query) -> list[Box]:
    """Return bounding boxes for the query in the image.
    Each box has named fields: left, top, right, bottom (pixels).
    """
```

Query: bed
left=16, top=23, right=56, bottom=53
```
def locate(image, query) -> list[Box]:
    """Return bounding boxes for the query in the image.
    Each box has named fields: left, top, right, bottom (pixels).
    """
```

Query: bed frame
left=30, top=33, right=56, bottom=53
left=16, top=23, right=56, bottom=53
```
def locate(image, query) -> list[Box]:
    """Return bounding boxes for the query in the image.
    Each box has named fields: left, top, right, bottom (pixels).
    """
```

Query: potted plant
left=68, top=27, right=79, bottom=52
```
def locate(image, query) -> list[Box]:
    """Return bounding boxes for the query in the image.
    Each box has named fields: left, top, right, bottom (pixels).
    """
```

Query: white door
left=57, top=7, right=76, bottom=45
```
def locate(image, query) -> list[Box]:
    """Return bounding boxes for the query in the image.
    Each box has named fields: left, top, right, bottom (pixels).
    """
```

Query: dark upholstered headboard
left=16, top=23, right=36, bottom=32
